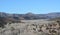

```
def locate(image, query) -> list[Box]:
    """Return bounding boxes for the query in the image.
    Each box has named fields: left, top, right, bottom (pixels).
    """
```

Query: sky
left=0, top=0, right=60, bottom=14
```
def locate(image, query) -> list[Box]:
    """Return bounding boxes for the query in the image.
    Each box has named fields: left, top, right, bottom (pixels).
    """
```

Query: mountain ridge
left=0, top=12, right=60, bottom=20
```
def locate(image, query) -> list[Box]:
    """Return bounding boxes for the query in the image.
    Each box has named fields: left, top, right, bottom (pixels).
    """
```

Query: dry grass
left=0, top=19, right=60, bottom=35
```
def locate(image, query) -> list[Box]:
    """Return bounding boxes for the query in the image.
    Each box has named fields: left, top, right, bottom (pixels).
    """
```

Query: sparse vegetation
left=0, top=18, right=60, bottom=35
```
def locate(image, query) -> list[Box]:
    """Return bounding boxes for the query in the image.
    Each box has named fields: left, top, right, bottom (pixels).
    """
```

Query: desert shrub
left=10, top=27, right=15, bottom=31
left=46, top=27, right=49, bottom=30
left=56, top=20, right=60, bottom=26
left=52, top=30, right=57, bottom=33
left=38, top=29, right=43, bottom=32
left=31, top=24, right=37, bottom=28
left=58, top=27, right=60, bottom=30
left=33, top=28, right=36, bottom=31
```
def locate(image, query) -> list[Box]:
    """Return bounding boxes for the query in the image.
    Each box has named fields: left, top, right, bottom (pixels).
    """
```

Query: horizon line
left=0, top=11, right=60, bottom=14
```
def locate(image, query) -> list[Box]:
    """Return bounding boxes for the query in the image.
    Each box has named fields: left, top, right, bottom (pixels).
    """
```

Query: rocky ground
left=0, top=19, right=60, bottom=35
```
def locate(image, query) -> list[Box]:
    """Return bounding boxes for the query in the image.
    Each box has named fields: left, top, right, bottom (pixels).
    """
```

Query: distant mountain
left=46, top=12, right=60, bottom=18
left=0, top=12, right=60, bottom=20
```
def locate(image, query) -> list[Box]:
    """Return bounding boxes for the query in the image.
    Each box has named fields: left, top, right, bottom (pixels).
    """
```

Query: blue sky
left=0, top=0, right=60, bottom=14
